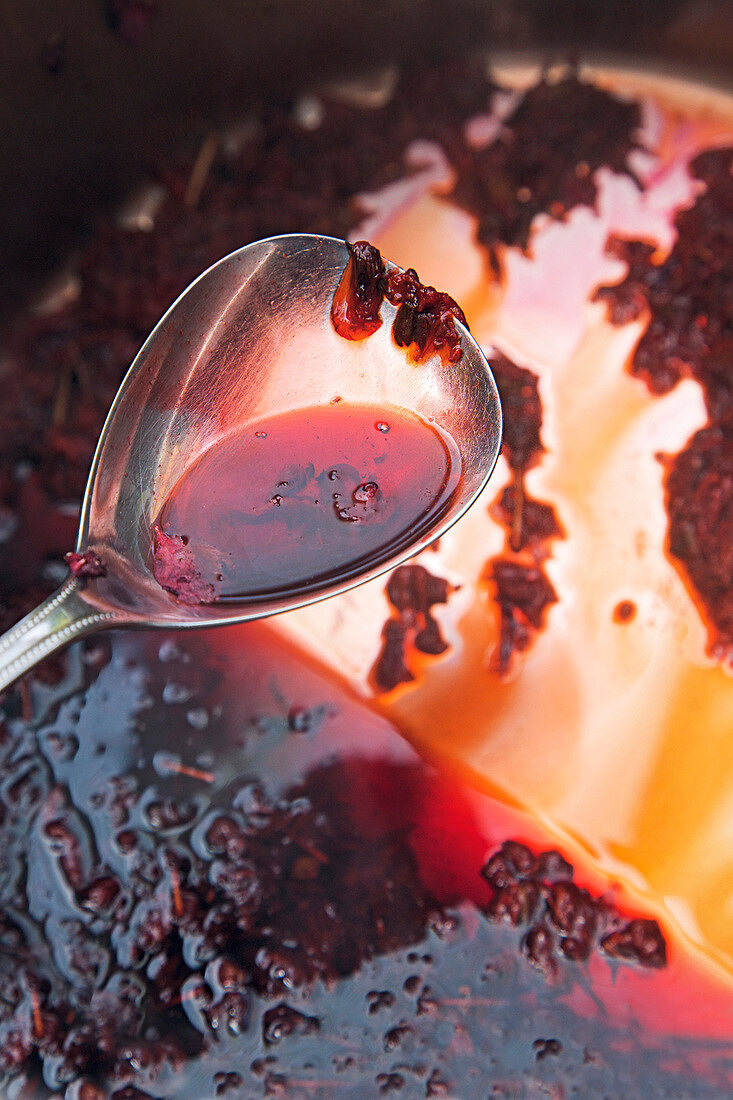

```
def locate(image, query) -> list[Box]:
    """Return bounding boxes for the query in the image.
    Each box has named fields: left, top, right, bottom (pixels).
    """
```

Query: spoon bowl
left=0, top=234, right=502, bottom=690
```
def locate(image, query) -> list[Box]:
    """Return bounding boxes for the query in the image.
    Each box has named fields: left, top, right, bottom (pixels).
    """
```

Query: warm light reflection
left=279, top=70, right=733, bottom=982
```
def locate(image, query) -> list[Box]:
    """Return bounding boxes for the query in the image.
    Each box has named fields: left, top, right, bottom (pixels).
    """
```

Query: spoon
left=0, top=234, right=502, bottom=692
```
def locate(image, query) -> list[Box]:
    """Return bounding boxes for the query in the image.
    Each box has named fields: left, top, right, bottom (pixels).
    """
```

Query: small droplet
left=255, top=431, right=267, bottom=439
left=375, top=421, right=390, bottom=433
left=328, top=469, right=339, bottom=481
left=330, top=395, right=342, bottom=404
left=270, top=495, right=282, bottom=507
left=277, top=480, right=289, bottom=488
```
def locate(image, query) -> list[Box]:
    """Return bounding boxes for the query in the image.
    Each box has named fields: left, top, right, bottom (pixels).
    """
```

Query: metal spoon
left=0, top=234, right=502, bottom=692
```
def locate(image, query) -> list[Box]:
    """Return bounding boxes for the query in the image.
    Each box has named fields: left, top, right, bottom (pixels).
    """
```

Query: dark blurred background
left=1, top=0, right=732, bottom=323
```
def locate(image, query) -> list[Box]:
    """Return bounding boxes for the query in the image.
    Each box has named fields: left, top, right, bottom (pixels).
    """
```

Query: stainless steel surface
left=0, top=233, right=502, bottom=691
left=0, top=579, right=114, bottom=689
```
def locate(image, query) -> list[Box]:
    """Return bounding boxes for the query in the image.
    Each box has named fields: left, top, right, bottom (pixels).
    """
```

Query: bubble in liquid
left=353, top=482, right=379, bottom=503
left=375, top=421, right=390, bottom=433
left=153, top=750, right=181, bottom=777
left=255, top=431, right=268, bottom=439
left=335, top=481, right=382, bottom=523
left=158, top=639, right=181, bottom=663
left=162, top=682, right=193, bottom=705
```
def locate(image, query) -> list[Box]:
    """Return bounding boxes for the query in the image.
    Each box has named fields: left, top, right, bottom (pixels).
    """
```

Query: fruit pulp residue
left=0, top=626, right=727, bottom=1100
left=595, top=145, right=733, bottom=658
left=450, top=72, right=645, bottom=272
left=331, top=240, right=467, bottom=362
left=64, top=550, right=106, bottom=580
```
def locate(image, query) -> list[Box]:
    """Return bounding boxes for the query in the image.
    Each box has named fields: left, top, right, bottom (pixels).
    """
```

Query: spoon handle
left=0, top=578, right=117, bottom=693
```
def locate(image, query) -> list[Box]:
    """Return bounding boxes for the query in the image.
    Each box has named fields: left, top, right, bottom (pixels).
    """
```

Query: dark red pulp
left=595, top=146, right=733, bottom=659
left=331, top=241, right=467, bottom=363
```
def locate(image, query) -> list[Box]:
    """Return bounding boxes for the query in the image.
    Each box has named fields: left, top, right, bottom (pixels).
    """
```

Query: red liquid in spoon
left=152, top=403, right=461, bottom=604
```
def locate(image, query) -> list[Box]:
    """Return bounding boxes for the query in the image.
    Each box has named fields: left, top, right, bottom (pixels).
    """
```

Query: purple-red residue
left=371, top=564, right=452, bottom=692
left=331, top=242, right=467, bottom=363
left=613, top=599, right=637, bottom=624
left=491, top=352, right=544, bottom=474
left=330, top=241, right=387, bottom=340
left=385, top=268, right=467, bottom=363
left=594, top=148, right=733, bottom=403
left=482, top=839, right=667, bottom=975
left=481, top=351, right=564, bottom=671
left=663, top=425, right=733, bottom=659
left=490, top=486, right=564, bottom=552
left=451, top=73, right=644, bottom=273
left=596, top=146, right=733, bottom=658
left=488, top=559, right=558, bottom=677
left=152, top=525, right=216, bottom=605
left=65, top=549, right=106, bottom=579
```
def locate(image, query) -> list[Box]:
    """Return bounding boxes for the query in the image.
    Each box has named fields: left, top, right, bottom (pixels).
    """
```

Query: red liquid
left=153, top=404, right=461, bottom=603
left=1, top=624, right=728, bottom=1100
left=6, top=56, right=733, bottom=1100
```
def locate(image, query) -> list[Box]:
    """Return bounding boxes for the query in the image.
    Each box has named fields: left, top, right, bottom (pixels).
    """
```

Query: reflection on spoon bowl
left=0, top=233, right=502, bottom=691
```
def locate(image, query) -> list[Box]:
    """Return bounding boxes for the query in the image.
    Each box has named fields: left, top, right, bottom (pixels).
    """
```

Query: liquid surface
left=1, top=627, right=730, bottom=1098
left=153, top=404, right=460, bottom=603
